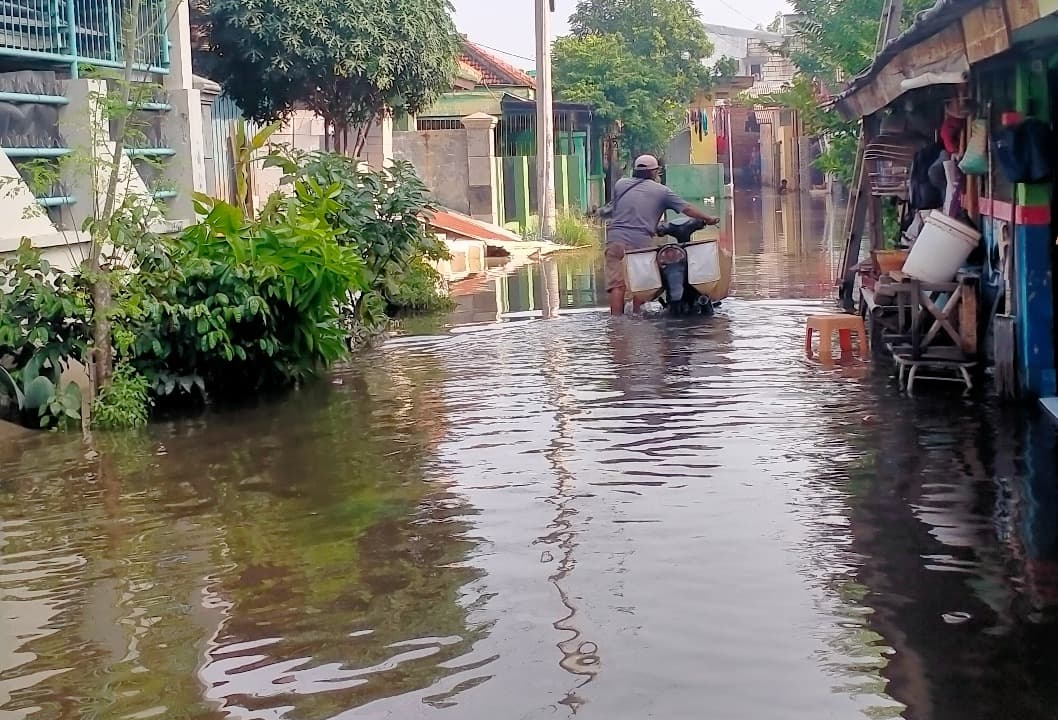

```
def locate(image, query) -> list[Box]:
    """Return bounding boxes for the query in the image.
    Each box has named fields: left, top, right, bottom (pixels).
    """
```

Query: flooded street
left=3, top=191, right=1058, bottom=720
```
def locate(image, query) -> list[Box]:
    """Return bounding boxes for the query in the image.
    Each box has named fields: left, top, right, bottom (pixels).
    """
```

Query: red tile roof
left=427, top=208, right=523, bottom=244
left=460, top=40, right=536, bottom=89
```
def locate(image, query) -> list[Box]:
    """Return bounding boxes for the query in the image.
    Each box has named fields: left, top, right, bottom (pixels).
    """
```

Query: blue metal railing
left=0, top=0, right=170, bottom=76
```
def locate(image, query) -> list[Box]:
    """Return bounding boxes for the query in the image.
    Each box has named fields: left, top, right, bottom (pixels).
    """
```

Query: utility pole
left=535, top=0, right=557, bottom=241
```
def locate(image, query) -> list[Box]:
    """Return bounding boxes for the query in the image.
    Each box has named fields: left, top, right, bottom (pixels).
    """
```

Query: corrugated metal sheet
left=834, top=0, right=985, bottom=118
left=206, top=94, right=258, bottom=204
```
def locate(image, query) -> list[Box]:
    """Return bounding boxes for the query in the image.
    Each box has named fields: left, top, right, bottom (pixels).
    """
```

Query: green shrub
left=0, top=152, right=452, bottom=428
left=0, top=240, right=91, bottom=375
left=92, top=364, right=151, bottom=430
left=0, top=241, right=91, bottom=429
left=279, top=153, right=449, bottom=329
left=0, top=360, right=82, bottom=429
left=118, top=192, right=365, bottom=401
left=554, top=211, right=601, bottom=247
left=386, top=256, right=453, bottom=314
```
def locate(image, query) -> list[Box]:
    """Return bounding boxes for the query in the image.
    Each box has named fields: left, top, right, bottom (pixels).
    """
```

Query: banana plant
left=230, top=120, right=283, bottom=218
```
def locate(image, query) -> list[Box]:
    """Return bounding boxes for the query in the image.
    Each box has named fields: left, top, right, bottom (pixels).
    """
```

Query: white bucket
left=624, top=247, right=662, bottom=298
left=685, top=240, right=721, bottom=291
left=902, top=211, right=980, bottom=283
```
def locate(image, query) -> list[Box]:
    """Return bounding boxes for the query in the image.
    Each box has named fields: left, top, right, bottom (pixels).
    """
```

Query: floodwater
left=3, top=191, right=1058, bottom=720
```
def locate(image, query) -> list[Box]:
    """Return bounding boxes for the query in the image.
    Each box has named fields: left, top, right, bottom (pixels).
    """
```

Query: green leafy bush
left=0, top=240, right=91, bottom=376
left=385, top=257, right=453, bottom=314
left=91, top=364, right=152, bottom=430
left=279, top=153, right=449, bottom=329
left=0, top=360, right=82, bottom=429
left=119, top=192, right=365, bottom=400
left=0, top=241, right=90, bottom=429
left=0, top=151, right=451, bottom=429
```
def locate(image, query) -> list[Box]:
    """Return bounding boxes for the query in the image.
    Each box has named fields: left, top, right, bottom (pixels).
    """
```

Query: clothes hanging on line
left=687, top=109, right=709, bottom=141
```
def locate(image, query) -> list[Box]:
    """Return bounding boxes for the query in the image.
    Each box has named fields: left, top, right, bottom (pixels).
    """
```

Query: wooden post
left=837, top=0, right=904, bottom=309
left=911, top=279, right=923, bottom=360
left=959, top=274, right=979, bottom=355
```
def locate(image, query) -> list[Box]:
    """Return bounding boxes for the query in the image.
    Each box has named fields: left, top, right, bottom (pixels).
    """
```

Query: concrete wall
left=393, top=129, right=471, bottom=215
left=0, top=1, right=205, bottom=267
left=667, top=129, right=692, bottom=165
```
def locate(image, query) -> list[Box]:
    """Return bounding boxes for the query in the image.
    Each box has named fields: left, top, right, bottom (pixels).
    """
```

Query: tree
left=788, top=0, right=931, bottom=80
left=553, top=0, right=732, bottom=161
left=198, top=0, right=460, bottom=154
left=758, top=0, right=935, bottom=185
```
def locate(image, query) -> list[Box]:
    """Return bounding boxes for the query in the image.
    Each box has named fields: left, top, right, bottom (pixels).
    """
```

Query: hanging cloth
left=940, top=112, right=964, bottom=155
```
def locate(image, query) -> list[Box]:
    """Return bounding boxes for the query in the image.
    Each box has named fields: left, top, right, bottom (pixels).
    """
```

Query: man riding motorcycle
left=603, top=155, right=719, bottom=316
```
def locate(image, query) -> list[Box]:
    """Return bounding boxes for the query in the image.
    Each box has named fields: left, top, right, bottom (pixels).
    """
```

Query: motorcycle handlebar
left=656, top=216, right=709, bottom=244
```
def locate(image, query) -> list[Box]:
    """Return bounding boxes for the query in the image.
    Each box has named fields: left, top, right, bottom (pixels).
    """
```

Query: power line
left=472, top=42, right=536, bottom=64
left=710, top=0, right=767, bottom=27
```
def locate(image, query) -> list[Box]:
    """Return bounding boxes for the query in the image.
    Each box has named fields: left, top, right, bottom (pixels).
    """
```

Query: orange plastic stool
left=805, top=314, right=868, bottom=364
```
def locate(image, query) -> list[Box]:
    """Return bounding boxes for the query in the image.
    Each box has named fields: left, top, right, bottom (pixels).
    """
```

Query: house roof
left=833, top=0, right=985, bottom=118
left=457, top=61, right=483, bottom=84
left=460, top=39, right=537, bottom=88
left=422, top=91, right=505, bottom=118
left=428, top=208, right=524, bottom=244
left=500, top=95, right=594, bottom=116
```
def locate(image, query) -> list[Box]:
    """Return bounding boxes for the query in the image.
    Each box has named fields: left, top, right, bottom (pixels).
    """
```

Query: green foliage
left=39, top=380, right=83, bottom=430
left=118, top=193, right=365, bottom=399
left=554, top=210, right=601, bottom=247
left=232, top=120, right=283, bottom=217
left=554, top=0, right=733, bottom=159
left=92, top=364, right=152, bottom=430
left=0, top=149, right=450, bottom=429
left=385, top=257, right=453, bottom=314
left=0, top=240, right=91, bottom=376
left=788, top=0, right=933, bottom=80
left=199, top=0, right=461, bottom=152
left=0, top=356, right=82, bottom=429
left=753, top=0, right=933, bottom=186
left=278, top=154, right=449, bottom=329
left=0, top=241, right=91, bottom=427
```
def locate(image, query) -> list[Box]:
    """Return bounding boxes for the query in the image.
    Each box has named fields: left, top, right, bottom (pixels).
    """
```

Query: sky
left=449, top=0, right=794, bottom=68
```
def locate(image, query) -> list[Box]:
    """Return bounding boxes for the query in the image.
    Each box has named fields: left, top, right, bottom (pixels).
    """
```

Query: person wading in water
left=603, top=155, right=719, bottom=316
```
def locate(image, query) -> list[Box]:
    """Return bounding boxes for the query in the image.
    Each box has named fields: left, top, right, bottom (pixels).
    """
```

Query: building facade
left=0, top=0, right=207, bottom=268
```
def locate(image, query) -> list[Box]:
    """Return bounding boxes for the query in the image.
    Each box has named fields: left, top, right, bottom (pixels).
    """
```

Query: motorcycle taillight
left=656, top=245, right=687, bottom=267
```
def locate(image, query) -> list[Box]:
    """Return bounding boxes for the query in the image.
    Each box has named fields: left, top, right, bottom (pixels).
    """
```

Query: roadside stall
left=833, top=0, right=1058, bottom=400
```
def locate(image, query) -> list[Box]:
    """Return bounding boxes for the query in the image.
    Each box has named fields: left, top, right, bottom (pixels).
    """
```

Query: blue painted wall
left=1015, top=223, right=1057, bottom=396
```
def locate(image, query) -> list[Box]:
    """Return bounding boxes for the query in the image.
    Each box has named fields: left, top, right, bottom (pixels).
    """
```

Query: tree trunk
left=89, top=0, right=141, bottom=390
left=352, top=112, right=378, bottom=158
left=90, top=260, right=113, bottom=389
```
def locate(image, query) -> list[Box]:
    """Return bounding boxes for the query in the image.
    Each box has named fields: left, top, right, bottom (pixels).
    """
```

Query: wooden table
left=869, top=270, right=979, bottom=361
left=860, top=270, right=981, bottom=394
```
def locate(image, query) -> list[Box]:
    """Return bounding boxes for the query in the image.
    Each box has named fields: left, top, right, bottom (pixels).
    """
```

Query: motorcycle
left=652, top=215, right=723, bottom=316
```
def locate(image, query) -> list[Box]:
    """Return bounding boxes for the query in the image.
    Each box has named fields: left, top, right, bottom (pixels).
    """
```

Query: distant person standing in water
left=603, top=155, right=719, bottom=316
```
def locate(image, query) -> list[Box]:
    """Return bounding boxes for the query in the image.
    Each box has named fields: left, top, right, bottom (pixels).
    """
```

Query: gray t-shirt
left=605, top=178, right=689, bottom=250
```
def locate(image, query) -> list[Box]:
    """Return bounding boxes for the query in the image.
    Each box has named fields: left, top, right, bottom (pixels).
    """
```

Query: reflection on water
left=446, top=191, right=845, bottom=326
left=3, top=191, right=1058, bottom=719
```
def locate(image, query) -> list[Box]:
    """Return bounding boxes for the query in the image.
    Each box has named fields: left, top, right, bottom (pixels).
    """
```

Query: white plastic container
left=685, top=240, right=722, bottom=291
left=902, top=211, right=981, bottom=283
left=623, top=247, right=662, bottom=298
